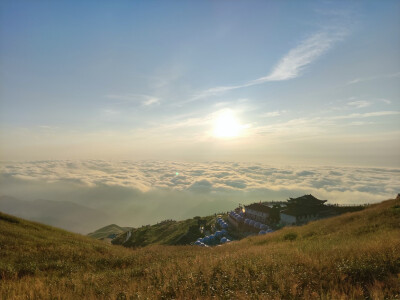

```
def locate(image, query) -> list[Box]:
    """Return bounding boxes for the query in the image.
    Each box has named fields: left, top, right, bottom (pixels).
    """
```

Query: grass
left=0, top=198, right=399, bottom=299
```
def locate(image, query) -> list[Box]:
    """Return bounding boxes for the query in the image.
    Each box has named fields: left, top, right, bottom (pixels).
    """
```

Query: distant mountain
left=0, top=195, right=110, bottom=234
left=87, top=224, right=132, bottom=240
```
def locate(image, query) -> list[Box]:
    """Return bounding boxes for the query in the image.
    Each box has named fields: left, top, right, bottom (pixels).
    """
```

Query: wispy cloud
left=261, top=110, right=287, bottom=117
left=260, top=31, right=345, bottom=81
left=105, top=94, right=138, bottom=102
left=249, top=110, right=400, bottom=139
left=347, top=72, right=400, bottom=85
left=38, top=125, right=58, bottom=130
left=189, top=29, right=347, bottom=102
left=142, top=97, right=160, bottom=106
left=331, top=111, right=400, bottom=120
left=105, top=94, right=160, bottom=106
left=347, top=100, right=371, bottom=108
left=102, top=109, right=120, bottom=115
left=348, top=121, right=374, bottom=126
left=380, top=99, right=392, bottom=105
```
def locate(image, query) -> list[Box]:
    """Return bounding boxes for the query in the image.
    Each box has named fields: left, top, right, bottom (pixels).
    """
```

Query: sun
left=213, top=110, right=243, bottom=138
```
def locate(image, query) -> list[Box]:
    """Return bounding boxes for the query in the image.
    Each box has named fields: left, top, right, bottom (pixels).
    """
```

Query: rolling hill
left=111, top=216, right=216, bottom=247
left=0, top=195, right=111, bottom=234
left=0, top=197, right=399, bottom=299
left=87, top=224, right=132, bottom=240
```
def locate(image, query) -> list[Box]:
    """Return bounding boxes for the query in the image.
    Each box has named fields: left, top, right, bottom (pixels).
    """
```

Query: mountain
left=0, top=195, right=110, bottom=233
left=0, top=197, right=399, bottom=299
left=87, top=224, right=132, bottom=240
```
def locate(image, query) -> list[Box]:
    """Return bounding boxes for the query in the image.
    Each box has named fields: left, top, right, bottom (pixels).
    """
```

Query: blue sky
left=1, top=0, right=399, bottom=166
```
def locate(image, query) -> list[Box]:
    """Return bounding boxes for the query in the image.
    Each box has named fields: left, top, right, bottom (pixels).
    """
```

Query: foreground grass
left=1, top=198, right=399, bottom=299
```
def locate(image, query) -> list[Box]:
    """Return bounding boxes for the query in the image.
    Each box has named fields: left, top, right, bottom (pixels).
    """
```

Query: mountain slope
left=0, top=195, right=110, bottom=233
left=0, top=197, right=399, bottom=299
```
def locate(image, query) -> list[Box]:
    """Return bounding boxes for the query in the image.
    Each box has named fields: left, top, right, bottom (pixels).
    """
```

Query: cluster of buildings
left=228, top=210, right=273, bottom=235
left=193, top=194, right=346, bottom=246
left=230, top=194, right=331, bottom=228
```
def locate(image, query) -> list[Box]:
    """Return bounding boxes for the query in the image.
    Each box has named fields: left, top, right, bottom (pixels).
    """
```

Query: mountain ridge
left=87, top=223, right=132, bottom=240
left=0, top=195, right=111, bottom=233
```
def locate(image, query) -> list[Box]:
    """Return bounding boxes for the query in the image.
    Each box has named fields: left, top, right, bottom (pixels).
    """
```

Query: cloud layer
left=1, top=160, right=398, bottom=232
left=1, top=160, right=398, bottom=199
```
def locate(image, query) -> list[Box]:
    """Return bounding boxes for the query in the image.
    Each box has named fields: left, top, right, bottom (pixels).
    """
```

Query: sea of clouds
left=1, top=160, right=399, bottom=233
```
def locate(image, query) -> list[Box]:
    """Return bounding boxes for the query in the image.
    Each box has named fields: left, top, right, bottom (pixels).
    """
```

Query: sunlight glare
left=213, top=110, right=243, bottom=138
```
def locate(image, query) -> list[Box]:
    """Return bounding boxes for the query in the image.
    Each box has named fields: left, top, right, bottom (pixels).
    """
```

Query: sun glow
left=213, top=110, right=243, bottom=138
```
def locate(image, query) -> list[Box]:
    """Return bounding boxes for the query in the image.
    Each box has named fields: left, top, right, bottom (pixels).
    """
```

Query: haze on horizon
left=0, top=1, right=399, bottom=233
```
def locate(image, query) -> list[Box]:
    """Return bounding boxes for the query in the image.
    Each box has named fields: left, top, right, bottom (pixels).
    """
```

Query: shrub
left=284, top=232, right=298, bottom=241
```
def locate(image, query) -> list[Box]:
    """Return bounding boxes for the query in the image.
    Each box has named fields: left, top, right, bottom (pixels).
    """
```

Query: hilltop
left=1, top=197, right=399, bottom=299
left=87, top=224, right=132, bottom=240
left=88, top=216, right=217, bottom=247
left=112, top=216, right=216, bottom=247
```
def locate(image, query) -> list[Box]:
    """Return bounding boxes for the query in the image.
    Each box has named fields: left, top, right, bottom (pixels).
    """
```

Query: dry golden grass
left=1, top=198, right=399, bottom=299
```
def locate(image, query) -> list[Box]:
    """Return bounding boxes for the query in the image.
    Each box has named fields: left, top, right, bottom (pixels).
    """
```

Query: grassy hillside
left=112, top=216, right=216, bottom=247
left=1, top=198, right=399, bottom=299
left=87, top=224, right=131, bottom=240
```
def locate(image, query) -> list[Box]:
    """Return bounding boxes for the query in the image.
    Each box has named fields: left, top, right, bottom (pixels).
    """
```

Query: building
left=280, top=209, right=320, bottom=225
left=244, top=203, right=271, bottom=223
left=280, top=194, right=327, bottom=225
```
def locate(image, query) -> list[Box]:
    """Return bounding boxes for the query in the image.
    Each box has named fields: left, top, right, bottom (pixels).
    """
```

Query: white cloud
left=347, top=100, right=371, bottom=108
left=261, top=110, right=287, bottom=117
left=245, top=110, right=400, bottom=142
left=105, top=94, right=160, bottom=106
left=260, top=31, right=345, bottom=81
left=348, top=121, right=373, bottom=126
left=347, top=72, right=400, bottom=85
left=105, top=94, right=139, bottom=102
left=331, top=111, right=400, bottom=119
left=189, top=29, right=347, bottom=102
left=38, top=125, right=58, bottom=129
left=102, top=109, right=120, bottom=115
left=142, top=96, right=160, bottom=106
left=380, top=98, right=392, bottom=105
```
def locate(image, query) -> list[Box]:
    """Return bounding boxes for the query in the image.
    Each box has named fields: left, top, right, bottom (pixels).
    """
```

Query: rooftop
left=287, top=194, right=327, bottom=206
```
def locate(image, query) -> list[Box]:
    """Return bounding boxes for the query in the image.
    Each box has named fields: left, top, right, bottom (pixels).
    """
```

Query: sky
left=0, top=0, right=399, bottom=166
